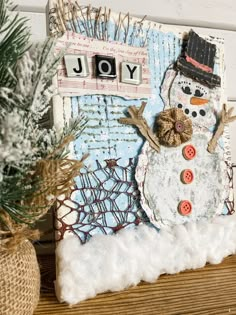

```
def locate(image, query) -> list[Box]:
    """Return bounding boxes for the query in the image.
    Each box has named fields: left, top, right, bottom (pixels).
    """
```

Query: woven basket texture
left=0, top=240, right=40, bottom=315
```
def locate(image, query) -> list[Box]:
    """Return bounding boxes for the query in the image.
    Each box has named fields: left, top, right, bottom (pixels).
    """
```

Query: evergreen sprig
left=0, top=0, right=30, bottom=89
left=0, top=1, right=87, bottom=225
left=0, top=170, right=41, bottom=224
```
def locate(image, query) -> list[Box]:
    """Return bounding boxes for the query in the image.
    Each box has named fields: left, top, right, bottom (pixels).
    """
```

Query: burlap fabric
left=0, top=135, right=86, bottom=239
left=156, top=108, right=193, bottom=147
left=25, top=136, right=87, bottom=224
left=0, top=240, right=40, bottom=315
left=25, top=157, right=85, bottom=223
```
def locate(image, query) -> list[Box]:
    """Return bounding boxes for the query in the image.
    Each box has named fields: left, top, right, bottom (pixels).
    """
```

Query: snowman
left=119, top=30, right=236, bottom=228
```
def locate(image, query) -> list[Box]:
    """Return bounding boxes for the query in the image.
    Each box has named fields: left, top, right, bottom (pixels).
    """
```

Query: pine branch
left=0, top=0, right=30, bottom=89
left=14, top=39, right=63, bottom=118
left=0, top=0, right=11, bottom=30
left=0, top=1, right=87, bottom=227
left=0, top=170, right=41, bottom=224
left=39, top=115, right=88, bottom=160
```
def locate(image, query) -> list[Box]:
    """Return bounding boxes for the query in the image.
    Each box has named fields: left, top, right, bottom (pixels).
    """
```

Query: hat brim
left=177, top=58, right=221, bottom=89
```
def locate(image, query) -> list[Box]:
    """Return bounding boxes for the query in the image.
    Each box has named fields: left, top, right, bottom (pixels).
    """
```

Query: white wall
left=14, top=0, right=48, bottom=12
left=15, top=0, right=236, bottom=31
left=81, top=0, right=236, bottom=31
left=18, top=11, right=47, bottom=41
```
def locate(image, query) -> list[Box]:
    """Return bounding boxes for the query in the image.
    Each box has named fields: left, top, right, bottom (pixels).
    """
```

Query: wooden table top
left=35, top=254, right=236, bottom=315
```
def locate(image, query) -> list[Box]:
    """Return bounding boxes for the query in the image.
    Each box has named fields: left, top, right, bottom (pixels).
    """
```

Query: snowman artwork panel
left=135, top=30, right=234, bottom=228
left=49, top=1, right=236, bottom=305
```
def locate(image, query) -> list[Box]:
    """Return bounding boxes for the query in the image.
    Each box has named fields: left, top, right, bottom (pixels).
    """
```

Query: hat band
left=186, top=54, right=213, bottom=73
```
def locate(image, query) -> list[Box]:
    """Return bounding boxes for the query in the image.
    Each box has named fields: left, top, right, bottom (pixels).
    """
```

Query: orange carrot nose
left=190, top=97, right=209, bottom=106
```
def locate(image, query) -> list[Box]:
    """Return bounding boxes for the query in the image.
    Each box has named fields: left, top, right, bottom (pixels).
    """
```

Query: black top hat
left=177, top=30, right=221, bottom=88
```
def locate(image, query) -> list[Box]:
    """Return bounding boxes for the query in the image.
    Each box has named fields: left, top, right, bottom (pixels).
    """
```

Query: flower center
left=175, top=120, right=185, bottom=133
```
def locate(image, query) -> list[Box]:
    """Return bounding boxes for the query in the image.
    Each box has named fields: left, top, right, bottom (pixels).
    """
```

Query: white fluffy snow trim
left=55, top=215, right=236, bottom=305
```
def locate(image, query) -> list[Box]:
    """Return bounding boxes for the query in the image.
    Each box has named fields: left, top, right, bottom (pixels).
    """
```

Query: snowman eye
left=194, top=89, right=204, bottom=97
left=181, top=86, right=192, bottom=95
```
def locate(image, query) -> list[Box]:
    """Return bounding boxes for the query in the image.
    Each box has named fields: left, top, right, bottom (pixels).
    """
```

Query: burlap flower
left=156, top=108, right=193, bottom=147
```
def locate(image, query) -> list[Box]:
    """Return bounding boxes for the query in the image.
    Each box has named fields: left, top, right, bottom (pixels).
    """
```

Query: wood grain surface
left=34, top=254, right=236, bottom=315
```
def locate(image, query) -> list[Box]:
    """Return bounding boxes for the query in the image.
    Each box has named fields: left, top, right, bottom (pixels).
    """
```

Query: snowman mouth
left=177, top=104, right=206, bottom=118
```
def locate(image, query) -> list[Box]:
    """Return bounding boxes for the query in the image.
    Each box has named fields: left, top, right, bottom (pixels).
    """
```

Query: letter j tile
left=64, top=54, right=89, bottom=77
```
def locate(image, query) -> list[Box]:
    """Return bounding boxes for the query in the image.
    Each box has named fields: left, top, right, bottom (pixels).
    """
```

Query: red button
left=178, top=200, right=192, bottom=216
left=183, top=145, right=196, bottom=160
left=181, top=169, right=194, bottom=184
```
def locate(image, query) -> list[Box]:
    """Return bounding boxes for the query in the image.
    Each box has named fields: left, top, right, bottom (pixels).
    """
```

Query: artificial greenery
left=0, top=0, right=86, bottom=226
left=0, top=0, right=30, bottom=89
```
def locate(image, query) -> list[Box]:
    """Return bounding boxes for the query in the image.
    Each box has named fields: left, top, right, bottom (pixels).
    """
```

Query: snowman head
left=161, top=30, right=221, bottom=131
left=169, top=72, right=217, bottom=129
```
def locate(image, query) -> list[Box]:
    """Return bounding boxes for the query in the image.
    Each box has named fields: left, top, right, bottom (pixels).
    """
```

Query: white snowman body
left=136, top=70, right=227, bottom=228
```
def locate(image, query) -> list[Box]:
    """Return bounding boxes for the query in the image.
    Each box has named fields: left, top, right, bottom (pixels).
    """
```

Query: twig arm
left=208, top=104, right=236, bottom=153
left=118, top=102, right=160, bottom=153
